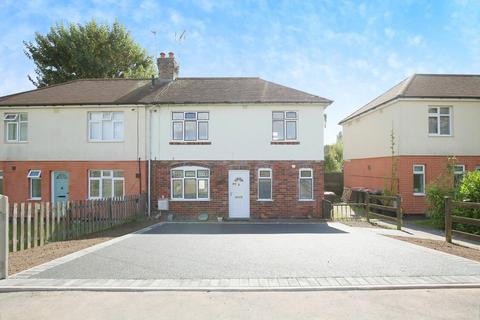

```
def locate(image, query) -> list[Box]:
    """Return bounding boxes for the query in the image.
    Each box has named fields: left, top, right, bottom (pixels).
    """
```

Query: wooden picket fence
left=8, top=194, right=147, bottom=252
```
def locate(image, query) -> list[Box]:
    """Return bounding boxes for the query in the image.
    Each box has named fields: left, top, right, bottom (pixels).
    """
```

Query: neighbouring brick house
left=340, top=74, right=480, bottom=214
left=0, top=52, right=332, bottom=219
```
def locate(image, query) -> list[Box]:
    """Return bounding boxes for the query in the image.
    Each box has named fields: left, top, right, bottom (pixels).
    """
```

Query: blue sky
left=1, top=0, right=479, bottom=143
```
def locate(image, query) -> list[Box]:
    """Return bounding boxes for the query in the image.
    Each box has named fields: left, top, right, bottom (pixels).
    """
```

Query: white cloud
left=384, top=27, right=395, bottom=38
left=407, top=34, right=423, bottom=46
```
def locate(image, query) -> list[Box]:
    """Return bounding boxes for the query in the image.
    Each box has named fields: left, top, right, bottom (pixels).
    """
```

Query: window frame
left=170, top=166, right=210, bottom=201
left=298, top=168, right=314, bottom=201
left=453, top=165, right=465, bottom=187
left=412, top=164, right=426, bottom=196
left=171, top=112, right=210, bottom=142
left=257, top=168, right=273, bottom=201
left=88, top=169, right=125, bottom=199
left=428, top=106, right=452, bottom=136
left=87, top=111, right=124, bottom=142
left=27, top=169, right=42, bottom=200
left=4, top=112, right=28, bottom=143
left=0, top=170, right=3, bottom=195
left=272, top=111, right=298, bottom=141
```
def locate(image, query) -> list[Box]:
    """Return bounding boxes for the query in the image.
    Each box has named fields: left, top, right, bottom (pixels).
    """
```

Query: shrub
left=425, top=157, right=456, bottom=228
left=454, top=171, right=480, bottom=235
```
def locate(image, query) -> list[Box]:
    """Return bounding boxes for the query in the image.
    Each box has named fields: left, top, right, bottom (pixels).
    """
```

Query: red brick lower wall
left=0, top=160, right=147, bottom=203
left=152, top=160, right=324, bottom=219
left=344, top=156, right=480, bottom=214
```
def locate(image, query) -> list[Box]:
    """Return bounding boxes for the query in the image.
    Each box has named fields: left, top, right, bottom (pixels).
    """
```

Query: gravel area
left=386, top=235, right=480, bottom=262
left=8, top=219, right=159, bottom=275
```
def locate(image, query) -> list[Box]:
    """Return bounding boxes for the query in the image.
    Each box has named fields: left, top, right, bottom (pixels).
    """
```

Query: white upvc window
left=453, top=165, right=465, bottom=187
left=171, top=166, right=210, bottom=200
left=272, top=111, right=298, bottom=141
left=258, top=168, right=272, bottom=201
left=299, top=168, right=313, bottom=200
left=172, top=112, right=209, bottom=141
left=88, top=170, right=124, bottom=199
left=88, top=112, right=124, bottom=141
left=428, top=106, right=451, bottom=136
left=27, top=169, right=41, bottom=200
left=0, top=170, right=3, bottom=195
left=4, top=112, right=28, bottom=142
left=413, top=165, right=425, bottom=195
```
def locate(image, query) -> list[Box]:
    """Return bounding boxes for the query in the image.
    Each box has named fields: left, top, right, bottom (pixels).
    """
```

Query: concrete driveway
left=2, top=222, right=480, bottom=290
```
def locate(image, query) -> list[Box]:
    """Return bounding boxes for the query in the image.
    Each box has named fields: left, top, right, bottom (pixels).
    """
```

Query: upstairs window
left=272, top=111, right=297, bottom=141
left=413, top=165, right=425, bottom=195
left=171, top=166, right=210, bottom=200
left=428, top=107, right=451, bottom=135
left=88, top=170, right=124, bottom=199
left=4, top=112, right=28, bottom=142
left=453, top=165, right=465, bottom=187
left=299, top=168, right=313, bottom=200
left=172, top=112, right=209, bottom=141
left=27, top=169, right=41, bottom=200
left=88, top=112, right=124, bottom=141
left=258, top=168, right=272, bottom=200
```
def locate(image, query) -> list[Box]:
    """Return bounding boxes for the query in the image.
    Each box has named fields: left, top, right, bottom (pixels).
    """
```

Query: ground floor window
left=88, top=170, right=124, bottom=199
left=258, top=168, right=272, bottom=200
left=453, top=165, right=465, bottom=187
left=171, top=166, right=210, bottom=200
left=413, top=165, right=425, bottom=195
left=27, top=169, right=41, bottom=200
left=299, top=168, right=313, bottom=200
left=0, top=170, right=3, bottom=195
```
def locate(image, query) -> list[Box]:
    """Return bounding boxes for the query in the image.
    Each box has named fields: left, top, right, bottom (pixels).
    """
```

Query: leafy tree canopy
left=24, top=20, right=156, bottom=87
left=324, top=132, right=343, bottom=173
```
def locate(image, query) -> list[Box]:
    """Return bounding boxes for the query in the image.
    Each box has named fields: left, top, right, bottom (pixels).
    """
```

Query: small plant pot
left=217, top=217, right=223, bottom=222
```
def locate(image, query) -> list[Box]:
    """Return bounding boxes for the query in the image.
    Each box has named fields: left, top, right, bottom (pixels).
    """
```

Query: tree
left=24, top=20, right=156, bottom=87
left=324, top=132, right=343, bottom=173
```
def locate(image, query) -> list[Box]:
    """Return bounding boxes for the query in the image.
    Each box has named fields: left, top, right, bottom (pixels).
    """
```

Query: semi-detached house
left=0, top=52, right=332, bottom=219
left=340, top=74, right=480, bottom=214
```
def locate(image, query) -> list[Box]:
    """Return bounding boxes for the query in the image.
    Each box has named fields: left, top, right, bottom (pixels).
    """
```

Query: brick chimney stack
left=157, top=52, right=179, bottom=81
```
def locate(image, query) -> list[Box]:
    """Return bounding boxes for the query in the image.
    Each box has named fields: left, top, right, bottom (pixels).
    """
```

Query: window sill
left=170, top=141, right=212, bottom=145
left=88, top=140, right=125, bottom=143
left=299, top=199, right=315, bottom=202
left=428, top=134, right=452, bottom=137
left=271, top=141, right=300, bottom=145
left=413, top=193, right=426, bottom=197
left=5, top=141, right=28, bottom=144
left=170, top=198, right=210, bottom=201
left=257, top=199, right=273, bottom=202
left=28, top=198, right=41, bottom=201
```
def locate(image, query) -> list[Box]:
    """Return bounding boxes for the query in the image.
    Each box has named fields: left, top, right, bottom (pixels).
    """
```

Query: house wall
left=152, top=160, right=324, bottom=219
left=0, top=160, right=147, bottom=203
left=344, top=156, right=480, bottom=214
left=0, top=105, right=147, bottom=161
left=150, top=103, right=327, bottom=160
left=342, top=99, right=480, bottom=160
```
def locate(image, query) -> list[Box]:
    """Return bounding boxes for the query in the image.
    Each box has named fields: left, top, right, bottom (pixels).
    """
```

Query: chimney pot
left=157, top=51, right=179, bottom=81
left=160, top=52, right=166, bottom=58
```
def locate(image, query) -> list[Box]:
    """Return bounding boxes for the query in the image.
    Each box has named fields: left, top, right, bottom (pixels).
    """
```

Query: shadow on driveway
left=141, top=223, right=348, bottom=235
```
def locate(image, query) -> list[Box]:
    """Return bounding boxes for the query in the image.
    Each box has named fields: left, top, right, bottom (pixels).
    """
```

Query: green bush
left=454, top=171, right=480, bottom=235
left=426, top=183, right=454, bottom=229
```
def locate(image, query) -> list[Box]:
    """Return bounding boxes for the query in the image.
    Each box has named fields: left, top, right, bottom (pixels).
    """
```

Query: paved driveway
left=21, top=222, right=480, bottom=280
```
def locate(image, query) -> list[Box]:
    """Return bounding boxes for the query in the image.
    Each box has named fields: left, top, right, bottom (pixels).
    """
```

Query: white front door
left=228, top=170, right=250, bottom=218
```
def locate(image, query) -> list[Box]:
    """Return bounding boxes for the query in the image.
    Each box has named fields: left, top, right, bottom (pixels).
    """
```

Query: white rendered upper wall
left=0, top=105, right=148, bottom=161
left=342, top=99, right=480, bottom=160
left=150, top=103, right=327, bottom=161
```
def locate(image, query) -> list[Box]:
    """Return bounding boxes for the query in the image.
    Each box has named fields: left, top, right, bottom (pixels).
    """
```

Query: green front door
left=53, top=171, right=69, bottom=203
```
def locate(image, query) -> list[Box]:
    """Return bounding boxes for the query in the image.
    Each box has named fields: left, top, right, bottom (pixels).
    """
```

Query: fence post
left=365, top=193, right=370, bottom=223
left=396, top=196, right=402, bottom=230
left=0, top=195, right=8, bottom=279
left=444, top=196, right=452, bottom=243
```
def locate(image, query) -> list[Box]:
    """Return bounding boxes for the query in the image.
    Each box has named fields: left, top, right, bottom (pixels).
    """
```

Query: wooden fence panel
left=40, top=203, right=45, bottom=246
left=27, top=203, right=32, bottom=249
left=20, top=203, right=25, bottom=251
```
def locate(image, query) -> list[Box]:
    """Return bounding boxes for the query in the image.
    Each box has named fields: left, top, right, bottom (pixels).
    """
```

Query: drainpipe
left=147, top=107, right=152, bottom=217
